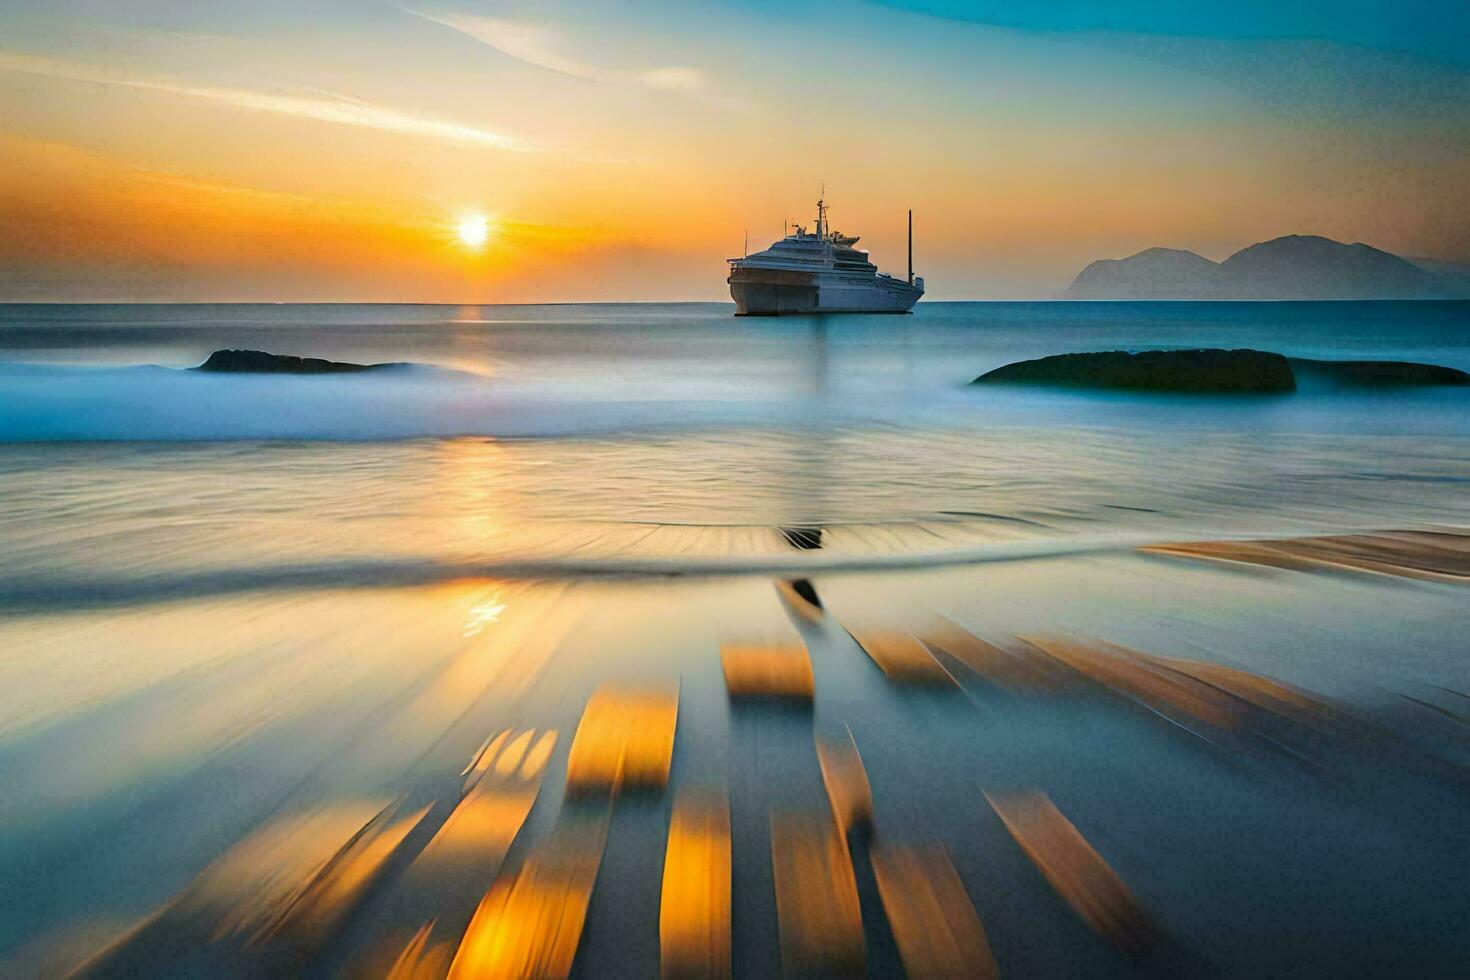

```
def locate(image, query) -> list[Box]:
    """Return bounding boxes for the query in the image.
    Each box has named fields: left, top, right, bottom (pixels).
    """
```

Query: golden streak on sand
left=1141, top=530, right=1470, bottom=582
left=253, top=801, right=431, bottom=948
left=848, top=628, right=959, bottom=687
left=720, top=641, right=815, bottom=702
left=519, top=729, right=558, bottom=779
left=918, top=616, right=1063, bottom=692
left=201, top=801, right=425, bottom=946
left=449, top=812, right=609, bottom=980
left=985, top=789, right=1153, bottom=954
left=565, top=684, right=679, bottom=795
left=1021, top=636, right=1241, bottom=733
left=349, top=729, right=558, bottom=979
left=386, top=921, right=455, bottom=980
left=463, top=729, right=512, bottom=790
left=1157, top=657, right=1345, bottom=732
left=493, top=729, right=535, bottom=776
left=872, top=843, right=997, bottom=980
left=1018, top=635, right=1355, bottom=751
left=423, top=729, right=556, bottom=866
left=81, top=799, right=429, bottom=974
left=816, top=726, right=873, bottom=836
left=659, top=788, right=732, bottom=979
left=463, top=730, right=506, bottom=776
left=769, top=810, right=866, bottom=976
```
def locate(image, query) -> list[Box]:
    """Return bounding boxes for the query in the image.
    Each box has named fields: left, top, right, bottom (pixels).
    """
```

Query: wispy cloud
left=417, top=14, right=599, bottom=81
left=0, top=51, right=532, bottom=151
left=409, top=9, right=722, bottom=101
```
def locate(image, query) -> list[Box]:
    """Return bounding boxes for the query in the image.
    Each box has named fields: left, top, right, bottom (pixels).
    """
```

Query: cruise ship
left=728, top=197, right=924, bottom=315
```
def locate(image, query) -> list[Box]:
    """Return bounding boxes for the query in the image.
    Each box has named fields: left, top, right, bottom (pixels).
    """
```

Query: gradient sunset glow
left=2, top=1, right=1467, bottom=301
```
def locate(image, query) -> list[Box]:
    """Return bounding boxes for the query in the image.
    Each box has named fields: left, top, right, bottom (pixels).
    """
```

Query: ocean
left=1, top=301, right=1467, bottom=976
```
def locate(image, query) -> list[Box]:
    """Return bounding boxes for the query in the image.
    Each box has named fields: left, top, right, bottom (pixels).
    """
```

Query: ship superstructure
left=728, top=197, right=924, bottom=315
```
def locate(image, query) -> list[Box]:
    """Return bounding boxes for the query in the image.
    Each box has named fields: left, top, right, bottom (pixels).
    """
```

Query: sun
left=456, top=213, right=491, bottom=249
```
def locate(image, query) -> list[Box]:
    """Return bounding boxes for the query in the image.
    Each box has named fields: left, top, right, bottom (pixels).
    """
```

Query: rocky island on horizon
left=1067, top=234, right=1470, bottom=301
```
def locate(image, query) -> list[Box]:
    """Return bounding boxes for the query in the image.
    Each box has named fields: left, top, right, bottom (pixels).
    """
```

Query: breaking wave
left=3, top=354, right=1468, bottom=443
left=0, top=361, right=730, bottom=442
left=0, top=532, right=1172, bottom=611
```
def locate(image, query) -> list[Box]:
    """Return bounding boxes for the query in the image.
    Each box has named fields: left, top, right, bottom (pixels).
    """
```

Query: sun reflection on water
left=463, top=595, right=507, bottom=637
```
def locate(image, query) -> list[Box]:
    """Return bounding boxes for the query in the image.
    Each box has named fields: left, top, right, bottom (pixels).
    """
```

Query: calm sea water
left=3, top=301, right=1469, bottom=438
left=1, top=302, right=1467, bottom=976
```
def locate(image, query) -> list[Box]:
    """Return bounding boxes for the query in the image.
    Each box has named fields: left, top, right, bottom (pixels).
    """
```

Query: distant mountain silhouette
left=1066, top=235, right=1465, bottom=300
left=1410, top=257, right=1470, bottom=296
left=1068, top=248, right=1219, bottom=300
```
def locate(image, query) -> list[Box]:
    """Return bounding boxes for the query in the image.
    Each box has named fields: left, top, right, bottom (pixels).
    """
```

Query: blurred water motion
left=985, top=789, right=1155, bottom=955
left=720, top=640, right=815, bottom=703
left=660, top=789, right=732, bottom=979
left=4, top=529, right=1467, bottom=977
left=769, top=810, right=866, bottom=976
left=80, top=800, right=428, bottom=975
left=2, top=303, right=1469, bottom=975
left=565, top=686, right=679, bottom=795
left=871, top=843, right=997, bottom=980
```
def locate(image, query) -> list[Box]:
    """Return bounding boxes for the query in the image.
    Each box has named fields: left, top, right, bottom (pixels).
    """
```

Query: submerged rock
left=971, top=349, right=1295, bottom=393
left=195, top=349, right=395, bottom=374
left=1290, top=358, right=1469, bottom=387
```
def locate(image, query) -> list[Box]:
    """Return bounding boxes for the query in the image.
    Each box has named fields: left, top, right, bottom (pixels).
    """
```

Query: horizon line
left=3, top=298, right=1468, bottom=307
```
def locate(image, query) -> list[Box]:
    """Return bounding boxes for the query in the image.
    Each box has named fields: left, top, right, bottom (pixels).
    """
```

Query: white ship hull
left=729, top=271, right=923, bottom=315
left=727, top=197, right=925, bottom=315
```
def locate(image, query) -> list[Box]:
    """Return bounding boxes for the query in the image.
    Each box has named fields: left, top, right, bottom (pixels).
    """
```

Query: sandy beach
left=0, top=302, right=1466, bottom=976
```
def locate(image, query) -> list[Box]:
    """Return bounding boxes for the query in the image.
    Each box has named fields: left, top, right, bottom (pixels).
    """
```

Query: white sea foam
left=0, top=362, right=808, bottom=441
left=1, top=358, right=1466, bottom=442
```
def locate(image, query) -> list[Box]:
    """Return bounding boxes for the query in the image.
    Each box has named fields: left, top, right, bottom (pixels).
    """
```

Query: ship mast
left=908, top=209, right=913, bottom=285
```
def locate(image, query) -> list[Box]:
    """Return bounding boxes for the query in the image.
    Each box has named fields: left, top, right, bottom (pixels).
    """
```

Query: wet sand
left=1, top=528, right=1465, bottom=977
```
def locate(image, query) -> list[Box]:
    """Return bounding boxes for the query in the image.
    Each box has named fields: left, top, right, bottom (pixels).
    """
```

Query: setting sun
left=457, top=213, right=490, bottom=249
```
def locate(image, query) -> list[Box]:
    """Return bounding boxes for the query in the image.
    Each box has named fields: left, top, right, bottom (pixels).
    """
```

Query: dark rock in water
left=1290, top=359, right=1469, bottom=387
left=972, top=350, right=1467, bottom=393
left=785, top=579, right=823, bottom=610
left=195, top=349, right=394, bottom=374
left=779, top=526, right=824, bottom=550
left=972, top=349, right=1296, bottom=393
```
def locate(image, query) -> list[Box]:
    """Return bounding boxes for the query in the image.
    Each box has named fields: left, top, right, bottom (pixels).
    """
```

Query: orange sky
left=2, top=2, right=1467, bottom=301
